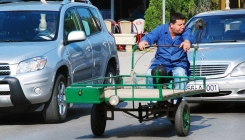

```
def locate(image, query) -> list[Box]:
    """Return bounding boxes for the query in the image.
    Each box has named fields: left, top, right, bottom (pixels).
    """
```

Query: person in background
left=37, top=13, right=58, bottom=40
left=45, top=14, right=58, bottom=37
left=127, top=8, right=135, bottom=21
left=134, top=3, right=145, bottom=19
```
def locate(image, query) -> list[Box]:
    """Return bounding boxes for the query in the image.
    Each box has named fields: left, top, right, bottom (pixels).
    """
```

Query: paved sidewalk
left=118, top=48, right=156, bottom=75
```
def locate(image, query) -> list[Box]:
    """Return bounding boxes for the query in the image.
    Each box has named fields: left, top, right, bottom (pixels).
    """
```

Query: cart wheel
left=91, top=103, right=106, bottom=136
left=170, top=120, right=175, bottom=124
left=174, top=101, right=190, bottom=136
left=104, top=64, right=116, bottom=85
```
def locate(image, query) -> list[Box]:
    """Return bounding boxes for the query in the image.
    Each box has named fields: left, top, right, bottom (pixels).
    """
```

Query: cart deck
left=65, top=74, right=205, bottom=137
left=66, top=74, right=206, bottom=103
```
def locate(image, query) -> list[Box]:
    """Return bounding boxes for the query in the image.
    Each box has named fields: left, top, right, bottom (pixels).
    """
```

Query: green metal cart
left=65, top=44, right=206, bottom=137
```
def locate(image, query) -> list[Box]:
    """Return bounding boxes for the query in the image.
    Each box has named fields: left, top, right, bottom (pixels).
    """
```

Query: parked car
left=186, top=9, right=245, bottom=102
left=0, top=0, right=120, bottom=123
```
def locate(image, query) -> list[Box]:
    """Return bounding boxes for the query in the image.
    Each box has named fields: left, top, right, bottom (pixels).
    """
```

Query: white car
left=186, top=9, right=245, bottom=102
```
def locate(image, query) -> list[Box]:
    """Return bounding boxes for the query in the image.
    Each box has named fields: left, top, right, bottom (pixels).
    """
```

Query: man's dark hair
left=170, top=12, right=185, bottom=24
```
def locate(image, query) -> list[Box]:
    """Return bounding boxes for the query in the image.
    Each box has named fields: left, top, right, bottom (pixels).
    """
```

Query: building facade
left=219, top=0, right=245, bottom=9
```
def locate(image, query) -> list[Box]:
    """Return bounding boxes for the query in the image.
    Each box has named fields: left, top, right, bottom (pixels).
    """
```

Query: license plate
left=186, top=83, right=219, bottom=93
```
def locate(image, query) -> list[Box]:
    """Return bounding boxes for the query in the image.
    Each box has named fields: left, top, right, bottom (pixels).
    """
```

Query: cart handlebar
left=132, top=44, right=182, bottom=52
left=131, top=44, right=198, bottom=77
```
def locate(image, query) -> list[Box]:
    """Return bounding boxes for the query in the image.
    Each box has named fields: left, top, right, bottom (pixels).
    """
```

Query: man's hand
left=138, top=40, right=148, bottom=51
left=180, top=40, right=191, bottom=52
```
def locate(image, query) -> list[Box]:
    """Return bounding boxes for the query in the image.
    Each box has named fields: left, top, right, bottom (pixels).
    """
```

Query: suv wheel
left=42, top=73, right=67, bottom=123
left=104, top=65, right=116, bottom=84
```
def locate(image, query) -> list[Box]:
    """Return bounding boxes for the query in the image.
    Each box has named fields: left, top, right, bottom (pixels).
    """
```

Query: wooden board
left=105, top=88, right=204, bottom=98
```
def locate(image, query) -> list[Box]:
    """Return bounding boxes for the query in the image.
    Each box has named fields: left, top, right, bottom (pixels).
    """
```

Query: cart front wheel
left=91, top=103, right=106, bottom=136
left=174, top=101, right=190, bottom=136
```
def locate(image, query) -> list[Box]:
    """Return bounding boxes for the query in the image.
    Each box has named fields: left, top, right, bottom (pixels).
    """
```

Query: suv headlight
left=231, top=62, right=245, bottom=77
left=17, top=57, right=47, bottom=74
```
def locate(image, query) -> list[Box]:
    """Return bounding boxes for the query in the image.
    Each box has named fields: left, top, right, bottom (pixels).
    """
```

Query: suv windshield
left=0, top=11, right=59, bottom=42
left=187, top=14, right=245, bottom=43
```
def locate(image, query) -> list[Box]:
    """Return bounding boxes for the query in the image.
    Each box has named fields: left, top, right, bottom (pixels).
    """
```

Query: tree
left=144, top=0, right=163, bottom=32
left=144, top=0, right=218, bottom=32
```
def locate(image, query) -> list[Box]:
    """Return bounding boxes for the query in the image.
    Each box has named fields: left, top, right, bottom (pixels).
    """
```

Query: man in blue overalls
left=138, top=12, right=194, bottom=92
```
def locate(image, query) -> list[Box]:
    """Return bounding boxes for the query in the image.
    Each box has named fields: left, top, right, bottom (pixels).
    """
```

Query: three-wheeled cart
left=65, top=44, right=206, bottom=137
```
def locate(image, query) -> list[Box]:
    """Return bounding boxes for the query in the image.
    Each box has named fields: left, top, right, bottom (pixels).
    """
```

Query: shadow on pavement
left=76, top=115, right=211, bottom=139
left=0, top=104, right=92, bottom=125
left=189, top=102, right=245, bottom=113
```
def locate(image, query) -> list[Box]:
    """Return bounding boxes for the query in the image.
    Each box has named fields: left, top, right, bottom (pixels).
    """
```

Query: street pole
left=162, top=0, right=165, bottom=24
left=111, top=0, right=114, bottom=20
left=225, top=0, right=230, bottom=9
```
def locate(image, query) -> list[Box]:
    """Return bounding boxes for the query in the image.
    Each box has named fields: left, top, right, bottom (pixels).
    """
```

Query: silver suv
left=0, top=0, right=119, bottom=123
left=186, top=9, right=245, bottom=102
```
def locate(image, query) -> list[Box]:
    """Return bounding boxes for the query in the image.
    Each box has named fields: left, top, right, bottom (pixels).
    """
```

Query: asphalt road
left=1, top=50, right=245, bottom=140
left=1, top=103, right=245, bottom=140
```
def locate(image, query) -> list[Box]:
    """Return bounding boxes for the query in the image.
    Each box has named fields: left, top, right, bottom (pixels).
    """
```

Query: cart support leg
left=105, top=107, right=114, bottom=120
left=138, top=102, right=142, bottom=123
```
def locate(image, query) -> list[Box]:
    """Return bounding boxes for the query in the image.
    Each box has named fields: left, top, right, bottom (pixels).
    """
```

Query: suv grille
left=0, top=91, right=10, bottom=95
left=190, top=65, right=228, bottom=76
left=0, top=64, right=10, bottom=75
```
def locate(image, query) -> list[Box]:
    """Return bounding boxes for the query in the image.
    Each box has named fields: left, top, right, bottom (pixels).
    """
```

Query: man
left=138, top=12, right=193, bottom=90
left=37, top=13, right=57, bottom=40
left=45, top=14, right=58, bottom=39
left=134, top=3, right=145, bottom=19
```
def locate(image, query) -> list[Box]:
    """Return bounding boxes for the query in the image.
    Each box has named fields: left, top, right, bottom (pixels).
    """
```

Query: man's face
left=46, top=15, right=57, bottom=33
left=170, top=19, right=185, bottom=35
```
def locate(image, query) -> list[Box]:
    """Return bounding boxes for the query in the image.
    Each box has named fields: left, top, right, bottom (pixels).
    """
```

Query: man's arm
left=138, top=25, right=162, bottom=50
left=179, top=27, right=194, bottom=52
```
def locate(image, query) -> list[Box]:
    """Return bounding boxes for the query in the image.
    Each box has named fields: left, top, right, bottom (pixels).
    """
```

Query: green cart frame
left=65, top=44, right=206, bottom=137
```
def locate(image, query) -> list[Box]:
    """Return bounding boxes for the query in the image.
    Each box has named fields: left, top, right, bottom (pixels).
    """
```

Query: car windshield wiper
left=0, top=40, right=24, bottom=42
left=211, top=40, right=237, bottom=43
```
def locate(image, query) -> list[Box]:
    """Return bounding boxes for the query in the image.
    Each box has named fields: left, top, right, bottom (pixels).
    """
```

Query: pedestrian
left=134, top=3, right=145, bottom=19
left=127, top=8, right=135, bottom=21
left=138, top=12, right=194, bottom=91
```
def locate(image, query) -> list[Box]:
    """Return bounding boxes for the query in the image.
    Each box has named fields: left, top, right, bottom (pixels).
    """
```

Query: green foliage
left=144, top=0, right=163, bottom=32
left=144, top=0, right=218, bottom=32
left=193, top=0, right=219, bottom=14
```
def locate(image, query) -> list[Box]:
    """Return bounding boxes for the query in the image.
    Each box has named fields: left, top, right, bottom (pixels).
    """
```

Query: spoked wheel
left=174, top=100, right=190, bottom=136
left=91, top=103, right=107, bottom=136
left=42, top=73, right=67, bottom=123
left=104, top=65, right=116, bottom=85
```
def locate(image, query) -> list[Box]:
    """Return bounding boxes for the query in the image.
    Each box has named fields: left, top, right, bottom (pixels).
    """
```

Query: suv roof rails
left=61, top=0, right=92, bottom=5
left=0, top=0, right=22, bottom=4
left=76, top=0, right=91, bottom=4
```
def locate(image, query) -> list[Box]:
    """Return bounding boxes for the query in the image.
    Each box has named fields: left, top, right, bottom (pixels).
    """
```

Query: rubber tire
left=104, top=65, right=116, bottom=84
left=42, top=73, right=67, bottom=123
left=174, top=101, right=190, bottom=136
left=170, top=120, right=175, bottom=125
left=91, top=103, right=106, bottom=136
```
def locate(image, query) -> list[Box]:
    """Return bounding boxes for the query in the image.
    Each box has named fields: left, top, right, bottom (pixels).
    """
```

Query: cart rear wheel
left=170, top=120, right=175, bottom=124
left=174, top=101, right=190, bottom=136
left=91, top=103, right=106, bottom=136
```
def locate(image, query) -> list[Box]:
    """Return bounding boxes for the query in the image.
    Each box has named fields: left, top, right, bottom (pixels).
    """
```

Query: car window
left=64, top=8, right=82, bottom=39
left=187, top=14, right=245, bottom=43
left=0, top=11, right=59, bottom=41
left=89, top=7, right=102, bottom=30
left=76, top=7, right=99, bottom=36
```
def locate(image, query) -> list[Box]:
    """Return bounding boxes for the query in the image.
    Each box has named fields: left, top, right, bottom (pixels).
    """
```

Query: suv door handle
left=86, top=46, right=91, bottom=51
left=103, top=41, right=107, bottom=46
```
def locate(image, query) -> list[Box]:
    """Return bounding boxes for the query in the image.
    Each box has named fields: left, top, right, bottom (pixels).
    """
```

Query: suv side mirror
left=65, top=31, right=86, bottom=45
